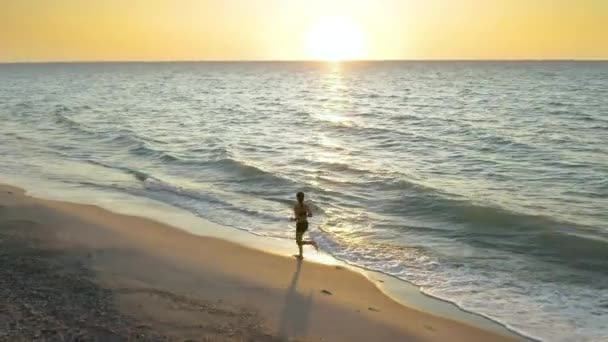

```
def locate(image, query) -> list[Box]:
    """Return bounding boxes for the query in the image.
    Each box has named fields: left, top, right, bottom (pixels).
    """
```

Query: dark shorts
left=295, top=222, right=308, bottom=245
left=296, top=222, right=309, bottom=233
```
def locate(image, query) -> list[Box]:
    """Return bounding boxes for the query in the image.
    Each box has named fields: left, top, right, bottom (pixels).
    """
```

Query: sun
left=306, top=16, right=367, bottom=61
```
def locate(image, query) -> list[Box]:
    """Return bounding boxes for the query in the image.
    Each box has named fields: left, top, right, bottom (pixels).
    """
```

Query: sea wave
left=375, top=184, right=608, bottom=271
left=53, top=106, right=99, bottom=137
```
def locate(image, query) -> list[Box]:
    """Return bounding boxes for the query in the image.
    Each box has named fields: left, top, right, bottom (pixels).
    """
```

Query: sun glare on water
left=306, top=16, right=367, bottom=61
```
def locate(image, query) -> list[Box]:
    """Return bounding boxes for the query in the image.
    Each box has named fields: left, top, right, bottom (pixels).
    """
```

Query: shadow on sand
left=278, top=258, right=312, bottom=340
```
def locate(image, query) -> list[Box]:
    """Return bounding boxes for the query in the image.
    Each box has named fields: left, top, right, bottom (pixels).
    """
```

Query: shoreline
left=0, top=182, right=522, bottom=341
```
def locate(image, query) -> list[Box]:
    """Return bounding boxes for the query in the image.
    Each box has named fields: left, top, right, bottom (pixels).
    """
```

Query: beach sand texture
left=0, top=184, right=518, bottom=341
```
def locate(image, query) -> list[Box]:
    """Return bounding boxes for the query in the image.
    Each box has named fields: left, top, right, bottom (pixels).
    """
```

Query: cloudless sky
left=1, top=0, right=607, bottom=62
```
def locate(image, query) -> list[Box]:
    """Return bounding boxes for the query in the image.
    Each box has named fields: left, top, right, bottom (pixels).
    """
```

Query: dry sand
left=0, top=184, right=520, bottom=341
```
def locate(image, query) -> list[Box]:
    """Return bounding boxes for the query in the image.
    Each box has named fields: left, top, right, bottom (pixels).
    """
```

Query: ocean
left=0, top=61, right=606, bottom=341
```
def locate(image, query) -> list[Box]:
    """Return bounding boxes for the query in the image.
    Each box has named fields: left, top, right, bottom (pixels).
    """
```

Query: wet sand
left=0, top=184, right=520, bottom=341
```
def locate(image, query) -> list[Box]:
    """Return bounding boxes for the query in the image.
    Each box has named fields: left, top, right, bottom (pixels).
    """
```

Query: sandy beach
left=0, top=183, right=520, bottom=341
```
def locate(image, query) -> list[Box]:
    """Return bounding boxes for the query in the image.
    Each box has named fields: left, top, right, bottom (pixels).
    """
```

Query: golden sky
left=1, top=0, right=607, bottom=62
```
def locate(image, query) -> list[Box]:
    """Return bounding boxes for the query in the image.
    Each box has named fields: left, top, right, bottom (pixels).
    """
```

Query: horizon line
left=1, top=58, right=607, bottom=65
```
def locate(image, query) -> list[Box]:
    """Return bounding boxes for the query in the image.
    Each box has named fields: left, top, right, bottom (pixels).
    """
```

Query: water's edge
left=0, top=174, right=530, bottom=341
